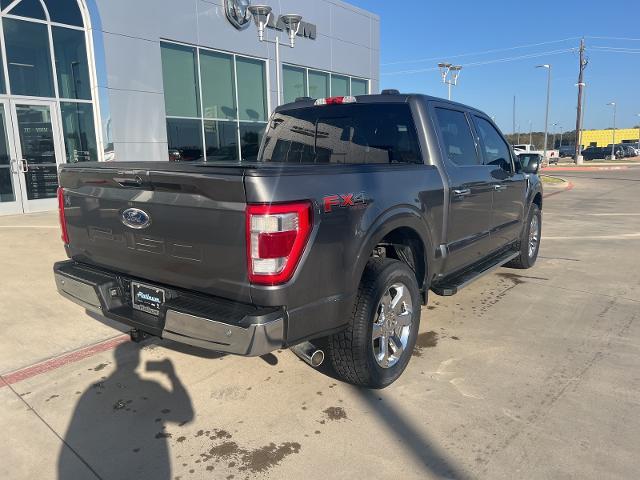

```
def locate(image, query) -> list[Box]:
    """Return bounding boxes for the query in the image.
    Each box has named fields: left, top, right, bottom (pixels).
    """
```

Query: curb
left=542, top=166, right=630, bottom=173
left=0, top=334, right=129, bottom=388
left=543, top=180, right=574, bottom=198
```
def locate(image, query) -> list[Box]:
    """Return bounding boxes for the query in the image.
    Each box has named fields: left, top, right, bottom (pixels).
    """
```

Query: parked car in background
left=559, top=145, right=574, bottom=158
left=604, top=144, right=627, bottom=159
left=620, top=145, right=637, bottom=158
left=581, top=146, right=605, bottom=161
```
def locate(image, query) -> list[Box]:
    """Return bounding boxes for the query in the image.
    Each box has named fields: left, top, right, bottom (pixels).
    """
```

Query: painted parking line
left=0, top=334, right=129, bottom=388
left=542, top=166, right=630, bottom=172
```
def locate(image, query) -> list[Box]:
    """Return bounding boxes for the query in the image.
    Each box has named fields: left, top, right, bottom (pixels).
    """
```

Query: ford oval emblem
left=121, top=208, right=151, bottom=230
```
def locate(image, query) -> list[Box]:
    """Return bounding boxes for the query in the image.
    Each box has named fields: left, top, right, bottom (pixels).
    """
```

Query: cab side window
left=474, top=116, right=513, bottom=172
left=434, top=107, right=479, bottom=166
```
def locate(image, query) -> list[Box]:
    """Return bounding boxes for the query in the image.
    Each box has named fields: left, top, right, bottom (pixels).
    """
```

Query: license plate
left=131, top=282, right=165, bottom=316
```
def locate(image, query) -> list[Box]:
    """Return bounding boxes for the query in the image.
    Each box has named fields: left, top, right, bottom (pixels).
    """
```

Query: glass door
left=0, top=101, right=22, bottom=216
left=10, top=100, right=65, bottom=213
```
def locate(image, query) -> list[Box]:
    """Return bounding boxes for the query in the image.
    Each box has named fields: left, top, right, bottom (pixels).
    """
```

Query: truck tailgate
left=59, top=163, right=251, bottom=303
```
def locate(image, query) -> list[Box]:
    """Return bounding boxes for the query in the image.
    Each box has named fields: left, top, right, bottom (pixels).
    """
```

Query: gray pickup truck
left=54, top=92, right=542, bottom=388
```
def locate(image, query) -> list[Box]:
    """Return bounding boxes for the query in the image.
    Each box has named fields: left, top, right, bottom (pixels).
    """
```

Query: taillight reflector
left=57, top=187, right=69, bottom=244
left=314, top=96, right=357, bottom=106
left=246, top=201, right=312, bottom=285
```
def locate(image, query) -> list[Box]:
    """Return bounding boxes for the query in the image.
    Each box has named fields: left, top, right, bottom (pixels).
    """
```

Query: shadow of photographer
left=58, top=342, right=194, bottom=479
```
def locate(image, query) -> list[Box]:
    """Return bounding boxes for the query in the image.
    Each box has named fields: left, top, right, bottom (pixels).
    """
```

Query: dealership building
left=0, top=0, right=379, bottom=215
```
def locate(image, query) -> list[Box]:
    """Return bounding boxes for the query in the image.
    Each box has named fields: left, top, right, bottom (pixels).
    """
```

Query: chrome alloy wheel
left=529, top=214, right=540, bottom=258
left=372, top=282, right=413, bottom=368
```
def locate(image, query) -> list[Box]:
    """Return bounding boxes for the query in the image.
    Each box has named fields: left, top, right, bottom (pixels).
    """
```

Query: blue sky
left=348, top=0, right=640, bottom=134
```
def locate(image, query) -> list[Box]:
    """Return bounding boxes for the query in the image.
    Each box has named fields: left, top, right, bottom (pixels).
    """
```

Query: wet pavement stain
left=113, top=400, right=126, bottom=410
left=176, top=436, right=187, bottom=443
left=210, top=429, right=232, bottom=440
left=45, top=394, right=59, bottom=402
left=155, top=432, right=172, bottom=439
left=413, top=331, right=439, bottom=357
left=323, top=406, right=348, bottom=421
left=497, top=272, right=549, bottom=283
left=92, top=363, right=109, bottom=372
left=194, top=431, right=302, bottom=475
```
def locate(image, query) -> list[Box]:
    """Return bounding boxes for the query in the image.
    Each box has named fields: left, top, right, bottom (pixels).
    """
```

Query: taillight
left=314, top=96, right=357, bottom=106
left=246, top=201, right=312, bottom=285
left=57, top=187, right=69, bottom=244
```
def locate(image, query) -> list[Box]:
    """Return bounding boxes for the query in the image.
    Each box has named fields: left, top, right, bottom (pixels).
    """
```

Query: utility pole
left=438, top=63, right=462, bottom=100
left=574, top=38, right=588, bottom=164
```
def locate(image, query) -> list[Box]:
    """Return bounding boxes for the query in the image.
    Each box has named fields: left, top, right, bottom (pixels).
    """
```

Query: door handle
left=19, top=159, right=28, bottom=173
left=453, top=188, right=471, bottom=197
left=493, top=184, right=507, bottom=192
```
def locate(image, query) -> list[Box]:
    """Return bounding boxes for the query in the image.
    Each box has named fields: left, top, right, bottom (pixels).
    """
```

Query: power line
left=590, top=46, right=640, bottom=53
left=382, top=48, right=575, bottom=76
left=585, top=36, right=640, bottom=42
left=381, top=37, right=581, bottom=66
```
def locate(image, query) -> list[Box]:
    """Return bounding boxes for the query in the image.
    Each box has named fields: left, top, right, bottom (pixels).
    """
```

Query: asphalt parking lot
left=1, top=167, right=639, bottom=480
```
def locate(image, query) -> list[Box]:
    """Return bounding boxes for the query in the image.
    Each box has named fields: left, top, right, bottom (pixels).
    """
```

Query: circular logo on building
left=121, top=208, right=151, bottom=230
left=224, top=0, right=252, bottom=30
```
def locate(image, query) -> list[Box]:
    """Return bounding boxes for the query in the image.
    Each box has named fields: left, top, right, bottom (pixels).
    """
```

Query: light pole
left=636, top=114, right=640, bottom=153
left=248, top=5, right=303, bottom=108
left=551, top=122, right=559, bottom=151
left=517, top=124, right=521, bottom=144
left=606, top=102, right=617, bottom=160
left=536, top=64, right=552, bottom=162
left=438, top=63, right=462, bottom=100
left=529, top=120, right=533, bottom=145
left=575, top=82, right=586, bottom=164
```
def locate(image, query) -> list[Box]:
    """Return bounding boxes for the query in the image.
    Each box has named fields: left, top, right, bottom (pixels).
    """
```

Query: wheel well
left=533, top=192, right=542, bottom=210
left=372, top=227, right=427, bottom=299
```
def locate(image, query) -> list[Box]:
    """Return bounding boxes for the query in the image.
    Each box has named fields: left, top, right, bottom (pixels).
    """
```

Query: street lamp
left=636, top=114, right=640, bottom=153
left=575, top=82, right=586, bottom=164
left=529, top=120, right=533, bottom=145
left=551, top=122, right=559, bottom=151
left=606, top=102, right=617, bottom=160
left=438, top=63, right=462, bottom=100
left=248, top=5, right=303, bottom=107
left=536, top=64, right=552, bottom=162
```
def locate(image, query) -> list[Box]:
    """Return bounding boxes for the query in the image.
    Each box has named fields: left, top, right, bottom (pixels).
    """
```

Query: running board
left=431, top=251, right=519, bottom=296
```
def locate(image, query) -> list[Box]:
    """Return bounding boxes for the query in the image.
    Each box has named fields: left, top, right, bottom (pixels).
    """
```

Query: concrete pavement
left=1, top=167, right=639, bottom=479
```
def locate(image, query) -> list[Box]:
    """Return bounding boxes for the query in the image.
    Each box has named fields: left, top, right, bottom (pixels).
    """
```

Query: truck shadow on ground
left=58, top=342, right=194, bottom=480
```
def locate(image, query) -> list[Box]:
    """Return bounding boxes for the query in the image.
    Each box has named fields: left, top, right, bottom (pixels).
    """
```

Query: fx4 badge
left=323, top=192, right=367, bottom=213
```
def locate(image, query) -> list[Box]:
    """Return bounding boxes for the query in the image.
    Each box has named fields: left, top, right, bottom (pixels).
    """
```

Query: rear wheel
left=506, top=204, right=541, bottom=269
left=327, top=258, right=421, bottom=388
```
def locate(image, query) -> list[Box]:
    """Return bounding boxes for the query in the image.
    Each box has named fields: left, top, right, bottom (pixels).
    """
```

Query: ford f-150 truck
left=54, top=92, right=542, bottom=388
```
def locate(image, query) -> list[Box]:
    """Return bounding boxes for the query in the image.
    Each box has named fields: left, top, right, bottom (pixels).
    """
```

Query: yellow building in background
left=581, top=128, right=640, bottom=147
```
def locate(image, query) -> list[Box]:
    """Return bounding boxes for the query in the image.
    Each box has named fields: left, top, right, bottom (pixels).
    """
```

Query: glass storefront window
left=166, top=118, right=203, bottom=162
left=283, top=65, right=306, bottom=104
left=4, top=18, right=55, bottom=97
left=331, top=75, right=350, bottom=97
left=236, top=57, right=267, bottom=122
left=53, top=27, right=91, bottom=100
left=200, top=50, right=236, bottom=120
left=60, top=102, right=97, bottom=163
left=0, top=107, right=16, bottom=202
left=239, top=123, right=265, bottom=162
left=308, top=70, right=329, bottom=99
left=160, top=43, right=200, bottom=118
left=204, top=120, right=238, bottom=162
left=7, top=0, right=46, bottom=20
left=351, top=78, right=369, bottom=96
left=46, top=0, right=84, bottom=27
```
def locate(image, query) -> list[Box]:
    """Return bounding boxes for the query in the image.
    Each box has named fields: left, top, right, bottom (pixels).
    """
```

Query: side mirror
left=523, top=156, right=540, bottom=174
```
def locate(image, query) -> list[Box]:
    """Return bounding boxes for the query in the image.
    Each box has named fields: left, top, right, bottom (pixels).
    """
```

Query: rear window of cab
left=257, top=103, right=423, bottom=165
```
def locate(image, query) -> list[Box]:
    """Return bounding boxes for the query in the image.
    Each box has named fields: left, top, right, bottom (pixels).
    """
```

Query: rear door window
left=258, top=103, right=422, bottom=164
left=433, top=107, right=479, bottom=166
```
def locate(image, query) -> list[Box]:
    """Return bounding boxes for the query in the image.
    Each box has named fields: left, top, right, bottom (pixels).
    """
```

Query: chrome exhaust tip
left=291, top=341, right=324, bottom=368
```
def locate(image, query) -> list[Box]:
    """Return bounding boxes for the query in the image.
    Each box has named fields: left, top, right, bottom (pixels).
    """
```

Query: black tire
left=327, top=258, right=421, bottom=389
left=506, top=204, right=541, bottom=269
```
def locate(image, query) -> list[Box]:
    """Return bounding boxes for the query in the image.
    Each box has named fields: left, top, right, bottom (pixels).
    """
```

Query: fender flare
left=349, top=206, right=435, bottom=291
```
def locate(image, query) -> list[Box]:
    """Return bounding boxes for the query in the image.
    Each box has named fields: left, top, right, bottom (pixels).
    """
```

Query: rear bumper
left=53, top=261, right=285, bottom=356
